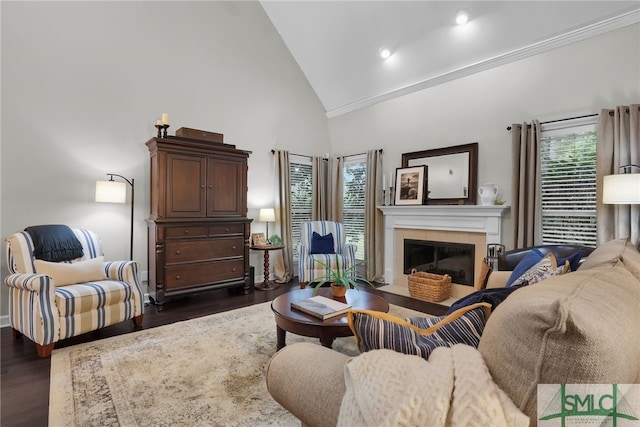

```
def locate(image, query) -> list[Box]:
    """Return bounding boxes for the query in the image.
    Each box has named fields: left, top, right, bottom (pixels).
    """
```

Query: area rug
left=49, top=301, right=425, bottom=426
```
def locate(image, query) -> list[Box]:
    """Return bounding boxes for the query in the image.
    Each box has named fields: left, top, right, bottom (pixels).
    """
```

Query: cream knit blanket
left=337, top=344, right=529, bottom=427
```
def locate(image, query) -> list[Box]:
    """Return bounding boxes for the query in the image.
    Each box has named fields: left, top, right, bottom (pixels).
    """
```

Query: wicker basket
left=407, top=269, right=452, bottom=302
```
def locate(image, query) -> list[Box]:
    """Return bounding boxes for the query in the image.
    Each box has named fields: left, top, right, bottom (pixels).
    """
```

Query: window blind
left=540, top=118, right=597, bottom=247
left=343, top=154, right=366, bottom=259
left=290, top=157, right=313, bottom=258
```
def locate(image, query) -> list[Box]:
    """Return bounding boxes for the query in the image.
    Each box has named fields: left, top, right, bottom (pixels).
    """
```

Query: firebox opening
left=403, top=239, right=475, bottom=286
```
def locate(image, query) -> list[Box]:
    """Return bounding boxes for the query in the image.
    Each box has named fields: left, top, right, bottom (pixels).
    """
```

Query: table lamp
left=259, top=208, right=275, bottom=245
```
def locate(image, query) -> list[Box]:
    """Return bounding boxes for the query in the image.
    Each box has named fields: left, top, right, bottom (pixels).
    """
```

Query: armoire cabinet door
left=166, top=153, right=207, bottom=217
left=207, top=157, right=246, bottom=216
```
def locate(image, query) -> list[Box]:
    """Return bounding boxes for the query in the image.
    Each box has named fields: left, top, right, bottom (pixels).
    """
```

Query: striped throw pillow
left=348, top=302, right=491, bottom=359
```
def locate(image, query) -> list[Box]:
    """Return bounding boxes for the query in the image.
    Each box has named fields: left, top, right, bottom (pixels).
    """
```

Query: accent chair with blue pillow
left=4, top=226, right=144, bottom=357
left=297, top=221, right=357, bottom=288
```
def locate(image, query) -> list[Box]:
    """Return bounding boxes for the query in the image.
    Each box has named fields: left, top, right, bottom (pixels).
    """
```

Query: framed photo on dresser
left=394, top=165, right=427, bottom=205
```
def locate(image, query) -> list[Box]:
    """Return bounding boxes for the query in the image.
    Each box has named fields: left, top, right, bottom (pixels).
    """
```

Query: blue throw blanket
left=25, top=224, right=84, bottom=262
left=445, top=285, right=525, bottom=315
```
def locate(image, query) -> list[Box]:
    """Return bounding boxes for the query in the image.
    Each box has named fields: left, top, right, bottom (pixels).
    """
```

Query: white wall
left=0, top=1, right=330, bottom=315
left=328, top=23, right=640, bottom=247
left=1, top=2, right=638, bottom=318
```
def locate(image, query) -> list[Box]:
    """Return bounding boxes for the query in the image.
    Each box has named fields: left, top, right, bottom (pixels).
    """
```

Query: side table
left=250, top=244, right=284, bottom=290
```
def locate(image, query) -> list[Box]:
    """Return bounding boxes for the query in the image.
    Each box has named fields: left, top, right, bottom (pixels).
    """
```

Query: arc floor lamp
left=603, top=164, right=640, bottom=204
left=95, top=173, right=135, bottom=260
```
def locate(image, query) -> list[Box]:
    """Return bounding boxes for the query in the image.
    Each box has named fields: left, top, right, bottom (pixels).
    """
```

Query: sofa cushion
left=478, top=259, right=640, bottom=423
left=54, top=279, right=134, bottom=316
left=579, top=237, right=640, bottom=281
left=348, top=302, right=491, bottom=359
left=34, top=256, right=107, bottom=286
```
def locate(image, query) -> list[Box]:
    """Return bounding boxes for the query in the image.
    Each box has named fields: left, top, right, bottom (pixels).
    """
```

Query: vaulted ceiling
left=260, top=1, right=640, bottom=117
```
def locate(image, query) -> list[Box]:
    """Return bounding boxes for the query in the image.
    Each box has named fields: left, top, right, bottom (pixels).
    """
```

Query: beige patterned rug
left=49, top=301, right=425, bottom=426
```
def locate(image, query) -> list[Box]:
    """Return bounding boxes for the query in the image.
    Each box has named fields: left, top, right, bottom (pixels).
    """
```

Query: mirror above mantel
left=401, top=142, right=478, bottom=205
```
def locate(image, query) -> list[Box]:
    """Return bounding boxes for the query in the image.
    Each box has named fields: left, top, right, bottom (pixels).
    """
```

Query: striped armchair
left=4, top=227, right=144, bottom=357
left=297, top=221, right=357, bottom=288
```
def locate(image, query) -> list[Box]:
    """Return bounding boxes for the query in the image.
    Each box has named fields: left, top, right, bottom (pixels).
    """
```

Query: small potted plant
left=311, top=255, right=373, bottom=297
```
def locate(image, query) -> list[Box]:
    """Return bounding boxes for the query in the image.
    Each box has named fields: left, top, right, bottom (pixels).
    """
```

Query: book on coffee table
left=291, top=295, right=352, bottom=320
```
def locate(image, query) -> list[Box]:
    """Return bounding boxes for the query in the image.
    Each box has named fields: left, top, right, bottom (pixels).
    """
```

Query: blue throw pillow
left=310, top=232, right=335, bottom=254
left=558, top=250, right=584, bottom=272
left=505, top=248, right=544, bottom=287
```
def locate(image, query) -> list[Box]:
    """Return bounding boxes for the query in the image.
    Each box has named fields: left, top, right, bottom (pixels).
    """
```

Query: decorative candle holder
left=155, top=124, right=170, bottom=138
left=382, top=188, right=387, bottom=206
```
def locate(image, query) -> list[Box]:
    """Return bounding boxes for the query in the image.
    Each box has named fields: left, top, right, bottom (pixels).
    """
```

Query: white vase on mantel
left=478, top=184, right=499, bottom=206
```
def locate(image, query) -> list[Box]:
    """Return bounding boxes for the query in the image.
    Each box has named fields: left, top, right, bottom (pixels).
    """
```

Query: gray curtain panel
left=273, top=150, right=293, bottom=283
left=596, top=104, right=640, bottom=247
left=312, top=156, right=328, bottom=220
left=327, top=156, right=344, bottom=222
left=365, top=149, right=385, bottom=282
left=510, top=120, right=542, bottom=249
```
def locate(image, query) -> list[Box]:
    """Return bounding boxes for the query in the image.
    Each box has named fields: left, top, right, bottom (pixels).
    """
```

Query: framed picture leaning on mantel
left=394, top=165, right=428, bottom=205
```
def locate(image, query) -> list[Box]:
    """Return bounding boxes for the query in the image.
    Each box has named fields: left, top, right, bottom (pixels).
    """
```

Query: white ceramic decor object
left=478, top=184, right=499, bottom=206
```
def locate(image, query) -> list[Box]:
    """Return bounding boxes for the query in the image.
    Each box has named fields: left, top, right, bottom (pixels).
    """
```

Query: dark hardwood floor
left=0, top=279, right=447, bottom=427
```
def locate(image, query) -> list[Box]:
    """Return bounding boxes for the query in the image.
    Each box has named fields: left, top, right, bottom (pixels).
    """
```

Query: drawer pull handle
left=184, top=230, right=189, bottom=234
left=176, top=250, right=181, bottom=254
left=176, top=275, right=181, bottom=280
left=208, top=184, right=213, bottom=188
left=232, top=268, right=236, bottom=272
left=232, top=245, right=236, bottom=250
left=201, top=185, right=205, bottom=189
left=225, top=228, right=229, bottom=232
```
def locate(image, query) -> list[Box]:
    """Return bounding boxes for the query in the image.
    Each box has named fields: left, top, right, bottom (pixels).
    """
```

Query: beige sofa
left=266, top=238, right=640, bottom=426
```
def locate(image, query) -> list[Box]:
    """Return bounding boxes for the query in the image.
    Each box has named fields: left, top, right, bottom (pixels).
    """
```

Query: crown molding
left=326, top=8, right=640, bottom=119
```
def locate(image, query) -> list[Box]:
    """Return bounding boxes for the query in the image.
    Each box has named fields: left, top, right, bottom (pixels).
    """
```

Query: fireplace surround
left=379, top=205, right=509, bottom=299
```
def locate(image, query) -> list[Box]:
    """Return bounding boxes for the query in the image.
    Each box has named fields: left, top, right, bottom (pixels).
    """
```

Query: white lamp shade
left=259, top=208, right=275, bottom=222
left=95, top=180, right=127, bottom=203
left=603, top=173, right=640, bottom=204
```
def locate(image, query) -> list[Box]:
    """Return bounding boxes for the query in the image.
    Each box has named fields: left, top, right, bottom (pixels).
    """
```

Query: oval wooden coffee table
left=271, top=288, right=389, bottom=350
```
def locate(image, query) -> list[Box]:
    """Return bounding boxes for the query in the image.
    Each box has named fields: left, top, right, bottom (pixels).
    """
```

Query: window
left=290, top=155, right=313, bottom=258
left=343, top=154, right=367, bottom=260
left=540, top=117, right=597, bottom=247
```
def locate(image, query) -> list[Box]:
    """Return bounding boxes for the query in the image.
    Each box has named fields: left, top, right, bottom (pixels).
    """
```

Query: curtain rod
left=271, top=149, right=383, bottom=157
left=341, top=149, right=383, bottom=159
left=270, top=149, right=310, bottom=159
left=506, top=107, right=638, bottom=131
left=506, top=113, right=597, bottom=131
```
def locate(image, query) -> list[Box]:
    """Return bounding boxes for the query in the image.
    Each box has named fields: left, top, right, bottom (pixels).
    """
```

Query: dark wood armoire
left=146, top=131, right=252, bottom=310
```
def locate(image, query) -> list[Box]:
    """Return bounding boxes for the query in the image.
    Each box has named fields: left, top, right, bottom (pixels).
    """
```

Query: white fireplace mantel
left=379, top=205, right=509, bottom=285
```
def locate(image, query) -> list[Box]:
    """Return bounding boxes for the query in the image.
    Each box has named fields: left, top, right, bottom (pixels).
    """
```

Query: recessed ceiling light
left=456, top=9, right=469, bottom=26
left=379, top=46, right=392, bottom=59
